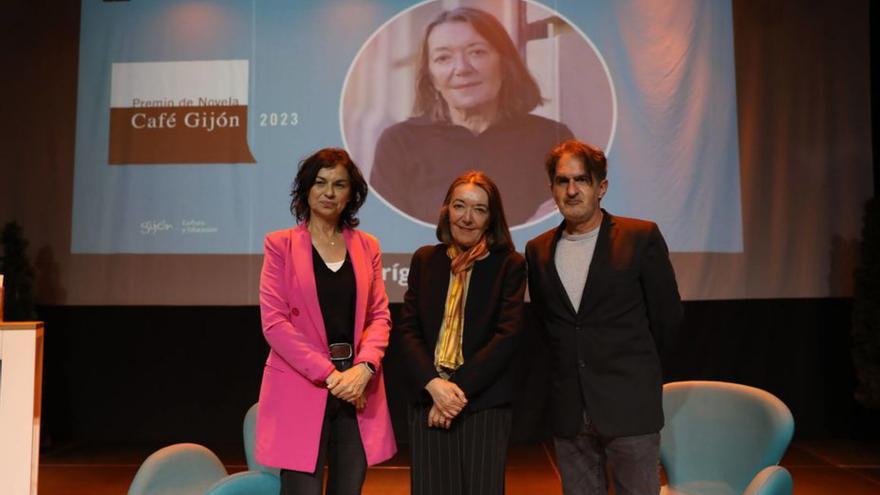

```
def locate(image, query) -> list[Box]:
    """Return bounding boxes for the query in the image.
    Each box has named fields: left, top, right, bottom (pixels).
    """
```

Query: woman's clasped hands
left=425, top=377, right=467, bottom=429
left=326, top=364, right=372, bottom=410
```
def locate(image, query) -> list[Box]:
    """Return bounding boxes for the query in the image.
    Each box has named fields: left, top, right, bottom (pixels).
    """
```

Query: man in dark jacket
left=526, top=139, right=682, bottom=495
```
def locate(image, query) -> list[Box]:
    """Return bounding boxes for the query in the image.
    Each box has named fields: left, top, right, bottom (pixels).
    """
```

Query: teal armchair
left=660, top=381, right=794, bottom=495
left=205, top=403, right=280, bottom=495
left=128, top=403, right=279, bottom=495
left=127, top=443, right=228, bottom=495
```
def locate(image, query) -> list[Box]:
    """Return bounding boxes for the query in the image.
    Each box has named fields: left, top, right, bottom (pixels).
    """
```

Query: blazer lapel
left=289, top=225, right=328, bottom=348
left=547, top=222, right=578, bottom=317
left=576, top=211, right=612, bottom=318
left=344, top=229, right=369, bottom=346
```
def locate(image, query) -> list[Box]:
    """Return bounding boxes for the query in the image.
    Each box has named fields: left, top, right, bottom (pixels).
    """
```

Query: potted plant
left=0, top=221, right=36, bottom=321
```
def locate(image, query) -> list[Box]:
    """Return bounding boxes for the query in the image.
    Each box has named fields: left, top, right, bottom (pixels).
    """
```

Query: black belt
left=329, top=342, right=353, bottom=361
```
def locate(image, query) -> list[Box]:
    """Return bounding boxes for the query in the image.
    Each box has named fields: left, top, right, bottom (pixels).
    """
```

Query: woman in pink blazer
left=256, top=148, right=396, bottom=495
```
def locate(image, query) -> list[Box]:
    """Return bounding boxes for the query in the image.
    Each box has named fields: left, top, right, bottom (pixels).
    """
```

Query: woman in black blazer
left=394, top=171, right=526, bottom=495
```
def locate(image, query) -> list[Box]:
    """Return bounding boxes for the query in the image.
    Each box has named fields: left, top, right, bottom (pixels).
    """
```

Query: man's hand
left=425, top=377, right=467, bottom=419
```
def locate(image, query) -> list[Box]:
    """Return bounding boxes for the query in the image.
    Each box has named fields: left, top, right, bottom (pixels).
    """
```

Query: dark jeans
left=554, top=414, right=660, bottom=495
left=280, top=358, right=367, bottom=495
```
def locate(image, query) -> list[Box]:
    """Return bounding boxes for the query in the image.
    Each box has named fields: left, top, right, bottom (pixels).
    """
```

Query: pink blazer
left=255, top=225, right=396, bottom=472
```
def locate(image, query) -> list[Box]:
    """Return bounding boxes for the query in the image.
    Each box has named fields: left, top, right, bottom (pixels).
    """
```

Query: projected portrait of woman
left=368, top=6, right=573, bottom=226
left=341, top=0, right=615, bottom=229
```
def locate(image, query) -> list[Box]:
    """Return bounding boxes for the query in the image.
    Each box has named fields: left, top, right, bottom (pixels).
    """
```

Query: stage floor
left=39, top=440, right=880, bottom=494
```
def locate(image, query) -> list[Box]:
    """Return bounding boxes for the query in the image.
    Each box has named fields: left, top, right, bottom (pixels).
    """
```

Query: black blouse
left=312, top=245, right=356, bottom=345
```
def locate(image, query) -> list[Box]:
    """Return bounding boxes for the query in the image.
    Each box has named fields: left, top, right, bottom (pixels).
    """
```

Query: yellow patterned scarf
left=434, top=237, right=489, bottom=372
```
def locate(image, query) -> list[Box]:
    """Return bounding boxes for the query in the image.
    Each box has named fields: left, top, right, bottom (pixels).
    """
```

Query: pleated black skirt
left=408, top=404, right=512, bottom=495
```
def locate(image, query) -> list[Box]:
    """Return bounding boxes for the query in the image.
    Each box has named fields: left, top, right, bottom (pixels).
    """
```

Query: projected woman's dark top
left=371, top=113, right=572, bottom=224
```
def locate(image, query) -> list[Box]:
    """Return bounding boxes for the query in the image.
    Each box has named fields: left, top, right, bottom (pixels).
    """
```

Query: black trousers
left=281, top=360, right=367, bottom=495
left=408, top=404, right=512, bottom=495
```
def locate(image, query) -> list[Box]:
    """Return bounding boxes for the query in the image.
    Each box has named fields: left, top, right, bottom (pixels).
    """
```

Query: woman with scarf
left=394, top=171, right=526, bottom=495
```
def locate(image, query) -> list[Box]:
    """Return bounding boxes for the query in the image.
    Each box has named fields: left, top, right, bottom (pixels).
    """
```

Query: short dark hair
left=545, top=139, right=608, bottom=184
left=436, top=171, right=514, bottom=252
left=290, top=148, right=368, bottom=229
left=413, top=7, right=544, bottom=122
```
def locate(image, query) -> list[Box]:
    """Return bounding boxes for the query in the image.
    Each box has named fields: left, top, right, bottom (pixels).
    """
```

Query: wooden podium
left=0, top=321, right=44, bottom=495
